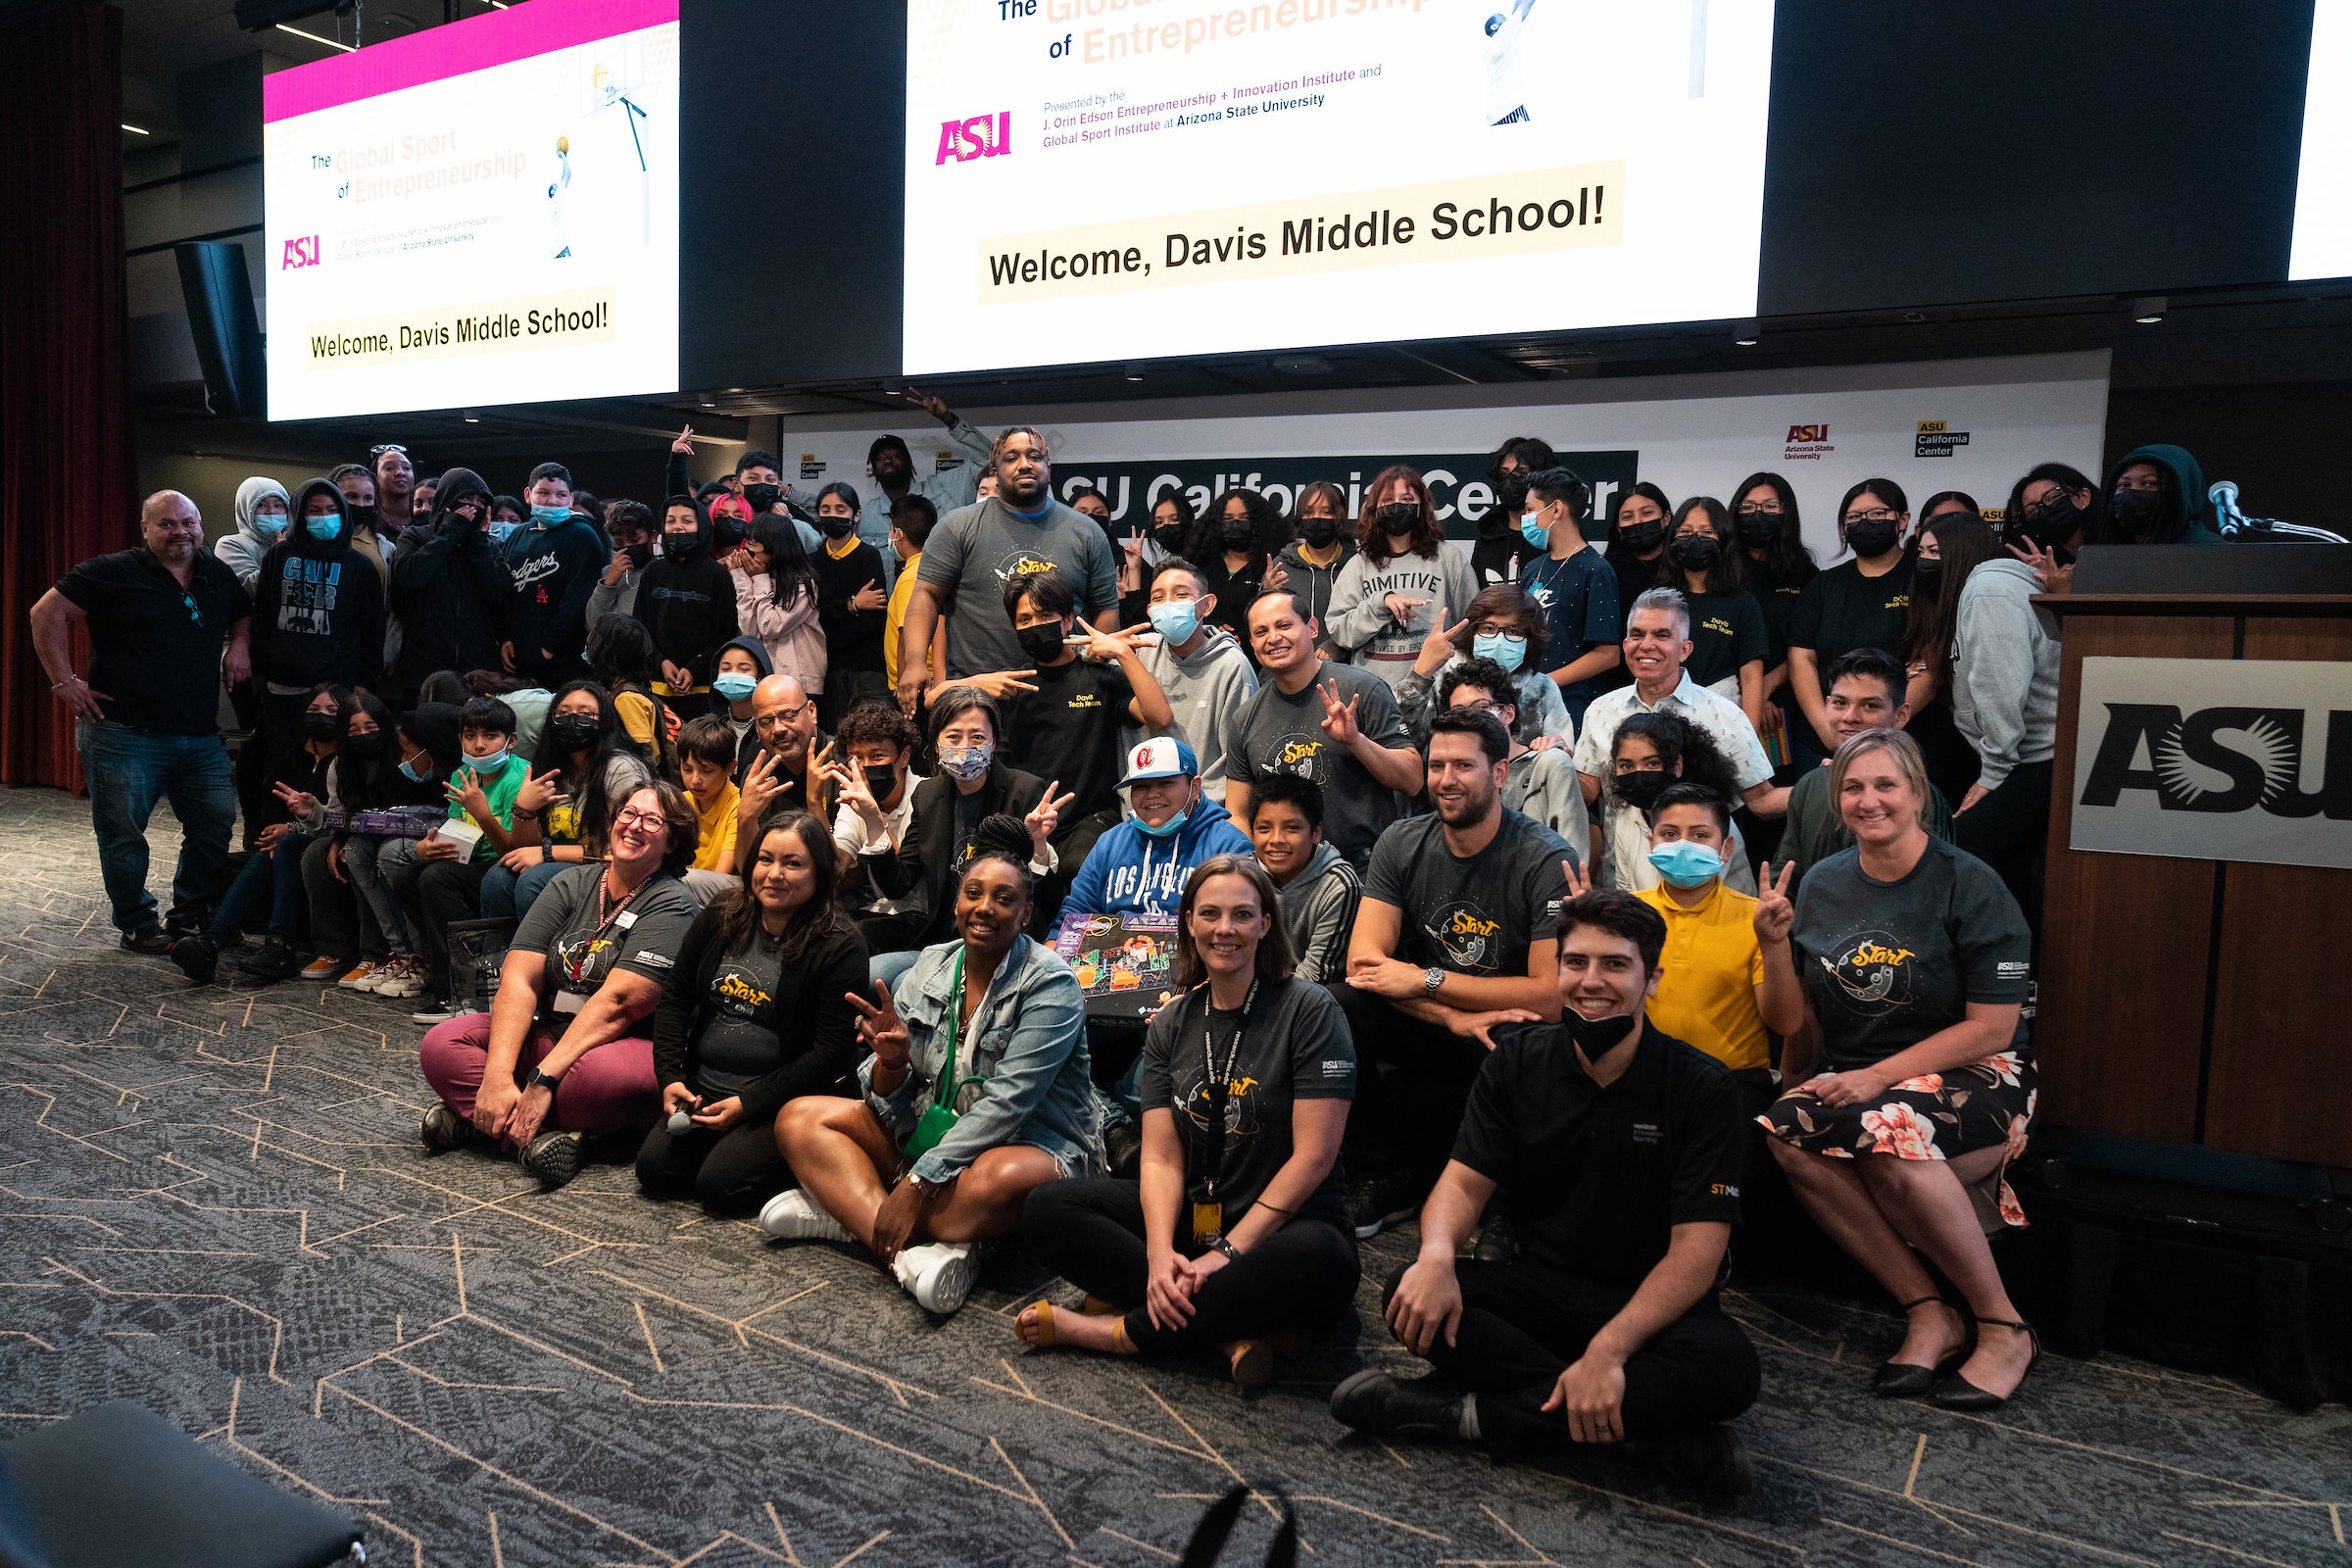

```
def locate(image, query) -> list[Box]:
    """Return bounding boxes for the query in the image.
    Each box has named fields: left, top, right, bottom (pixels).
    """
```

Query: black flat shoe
left=1873, top=1296, right=1971, bottom=1397
left=1933, top=1317, right=2040, bottom=1410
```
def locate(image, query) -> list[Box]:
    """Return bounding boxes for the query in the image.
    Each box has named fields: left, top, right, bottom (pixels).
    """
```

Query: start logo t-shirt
left=1364, top=808, right=1574, bottom=978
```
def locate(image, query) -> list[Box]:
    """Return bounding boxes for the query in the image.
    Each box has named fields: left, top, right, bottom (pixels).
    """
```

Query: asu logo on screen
left=281, top=235, right=321, bottom=270
left=936, top=112, right=1012, bottom=166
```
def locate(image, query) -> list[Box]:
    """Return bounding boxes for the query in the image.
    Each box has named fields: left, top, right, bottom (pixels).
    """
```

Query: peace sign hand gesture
left=2006, top=536, right=2074, bottom=597
left=671, top=424, right=697, bottom=455
left=1024, top=779, right=1077, bottom=858
left=514, top=765, right=570, bottom=815
left=826, top=755, right=888, bottom=833
left=1317, top=678, right=1362, bottom=748
left=1073, top=615, right=1143, bottom=663
left=845, top=980, right=912, bottom=1070
left=270, top=780, right=319, bottom=822
left=1559, top=857, right=1592, bottom=900
left=1416, top=612, right=1467, bottom=676
left=1753, top=860, right=1797, bottom=946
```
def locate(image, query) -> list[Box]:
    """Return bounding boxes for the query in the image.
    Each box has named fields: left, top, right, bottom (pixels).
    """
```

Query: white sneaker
left=372, top=955, right=426, bottom=999
left=758, top=1188, right=854, bottom=1244
left=893, top=1241, right=977, bottom=1314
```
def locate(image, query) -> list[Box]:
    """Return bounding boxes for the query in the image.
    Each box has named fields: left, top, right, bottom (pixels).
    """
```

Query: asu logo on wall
left=936, top=112, right=1011, bottom=166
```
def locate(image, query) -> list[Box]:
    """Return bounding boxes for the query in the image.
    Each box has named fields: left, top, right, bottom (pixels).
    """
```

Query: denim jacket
left=859, top=934, right=1102, bottom=1185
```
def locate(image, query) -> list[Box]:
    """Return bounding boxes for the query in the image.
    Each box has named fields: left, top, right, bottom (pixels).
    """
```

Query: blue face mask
left=1520, top=508, right=1550, bottom=550
left=711, top=672, right=759, bottom=703
left=253, top=512, right=287, bottom=536
left=399, top=754, right=433, bottom=783
left=1148, top=600, right=1201, bottom=644
left=464, top=746, right=512, bottom=775
left=529, top=504, right=569, bottom=526
left=304, top=514, right=341, bottom=542
left=487, top=520, right=517, bottom=545
left=1136, top=806, right=1190, bottom=839
left=1648, top=840, right=1725, bottom=889
left=1473, top=631, right=1527, bottom=672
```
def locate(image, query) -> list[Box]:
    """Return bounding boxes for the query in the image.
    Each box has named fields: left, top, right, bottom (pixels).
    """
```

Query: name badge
left=615, top=910, right=638, bottom=931
left=552, top=989, right=586, bottom=1014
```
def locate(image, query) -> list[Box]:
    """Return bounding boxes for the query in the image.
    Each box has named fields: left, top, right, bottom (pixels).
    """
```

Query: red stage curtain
left=0, top=0, right=133, bottom=789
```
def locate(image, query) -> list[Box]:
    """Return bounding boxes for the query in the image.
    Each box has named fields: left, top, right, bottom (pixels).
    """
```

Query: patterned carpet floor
left=1, top=782, right=2346, bottom=1567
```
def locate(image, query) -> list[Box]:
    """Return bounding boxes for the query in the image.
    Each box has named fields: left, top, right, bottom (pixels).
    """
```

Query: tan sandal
left=1017, top=1300, right=1058, bottom=1347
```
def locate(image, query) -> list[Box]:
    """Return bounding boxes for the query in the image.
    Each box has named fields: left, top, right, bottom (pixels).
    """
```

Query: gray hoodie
left=1128, top=623, right=1259, bottom=795
left=1502, top=745, right=1591, bottom=858
left=1950, top=557, right=2059, bottom=791
left=216, top=475, right=290, bottom=593
left=1276, top=841, right=1361, bottom=984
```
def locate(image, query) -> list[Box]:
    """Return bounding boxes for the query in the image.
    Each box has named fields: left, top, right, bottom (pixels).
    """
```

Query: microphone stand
left=2209, top=482, right=2347, bottom=544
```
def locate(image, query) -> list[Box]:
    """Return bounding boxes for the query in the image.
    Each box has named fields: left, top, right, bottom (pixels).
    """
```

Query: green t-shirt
left=445, top=755, right=525, bottom=862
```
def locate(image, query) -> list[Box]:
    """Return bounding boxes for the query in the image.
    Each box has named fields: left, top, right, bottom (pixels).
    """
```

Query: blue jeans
left=76, top=719, right=236, bottom=934
left=208, top=833, right=311, bottom=945
left=479, top=857, right=571, bottom=922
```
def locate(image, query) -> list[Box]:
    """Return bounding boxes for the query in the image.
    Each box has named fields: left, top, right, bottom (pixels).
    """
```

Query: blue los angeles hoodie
left=1064, top=795, right=1253, bottom=921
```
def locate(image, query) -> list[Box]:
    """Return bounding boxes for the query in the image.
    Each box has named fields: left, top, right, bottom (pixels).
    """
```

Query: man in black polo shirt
left=1330, top=889, right=1761, bottom=1494
left=29, top=491, right=254, bottom=953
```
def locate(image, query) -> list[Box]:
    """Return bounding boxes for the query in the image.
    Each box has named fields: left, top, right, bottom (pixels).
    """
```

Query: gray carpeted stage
left=2, top=783, right=2344, bottom=1566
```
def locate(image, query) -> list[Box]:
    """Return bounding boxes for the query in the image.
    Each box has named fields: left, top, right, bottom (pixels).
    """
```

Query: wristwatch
left=1213, top=1237, right=1242, bottom=1263
left=526, top=1066, right=562, bottom=1090
left=1422, top=966, right=1445, bottom=996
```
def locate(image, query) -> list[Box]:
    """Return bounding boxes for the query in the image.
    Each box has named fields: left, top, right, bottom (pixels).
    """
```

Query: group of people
left=38, top=409, right=2212, bottom=1493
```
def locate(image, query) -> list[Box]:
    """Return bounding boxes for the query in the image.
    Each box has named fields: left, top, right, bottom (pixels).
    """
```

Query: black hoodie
left=636, top=496, right=740, bottom=688
left=500, top=498, right=611, bottom=684
left=390, top=467, right=510, bottom=696
left=249, top=478, right=386, bottom=692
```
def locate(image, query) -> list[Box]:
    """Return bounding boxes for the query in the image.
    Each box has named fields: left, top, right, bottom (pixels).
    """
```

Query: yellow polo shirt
left=1636, top=881, right=1771, bottom=1074
left=884, top=550, right=918, bottom=691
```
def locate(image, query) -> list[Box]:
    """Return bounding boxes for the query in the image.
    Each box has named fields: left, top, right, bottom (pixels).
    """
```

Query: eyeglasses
left=759, top=702, right=813, bottom=726
left=369, top=443, right=407, bottom=458
left=1735, top=502, right=1783, bottom=516
left=1843, top=509, right=1900, bottom=524
left=1458, top=700, right=1506, bottom=717
left=611, top=808, right=670, bottom=832
left=180, top=591, right=201, bottom=623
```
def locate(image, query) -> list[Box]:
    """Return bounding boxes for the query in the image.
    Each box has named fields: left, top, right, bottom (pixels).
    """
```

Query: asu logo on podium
left=937, top=112, right=1012, bottom=165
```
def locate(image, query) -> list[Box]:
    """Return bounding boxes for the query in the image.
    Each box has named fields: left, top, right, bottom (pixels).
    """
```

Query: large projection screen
left=2291, top=0, right=2352, bottom=280
left=903, top=0, right=1775, bottom=375
left=263, top=0, right=680, bottom=420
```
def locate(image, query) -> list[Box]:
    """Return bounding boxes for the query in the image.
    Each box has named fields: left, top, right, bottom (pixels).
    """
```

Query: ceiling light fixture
left=463, top=409, right=480, bottom=423
left=2132, top=295, right=2168, bottom=324
left=276, top=23, right=356, bottom=52
left=122, top=122, right=151, bottom=135
left=1122, top=362, right=1145, bottom=381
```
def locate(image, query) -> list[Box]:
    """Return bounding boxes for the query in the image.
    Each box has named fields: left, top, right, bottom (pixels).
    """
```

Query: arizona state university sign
left=2072, top=657, right=2352, bottom=870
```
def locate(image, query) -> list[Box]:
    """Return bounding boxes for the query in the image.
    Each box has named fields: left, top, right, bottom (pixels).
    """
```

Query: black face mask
left=1845, top=518, right=1901, bottom=559
left=742, top=483, right=780, bottom=512
left=859, top=761, right=898, bottom=803
left=343, top=731, right=386, bottom=760
left=1220, top=517, right=1256, bottom=552
left=1910, top=556, right=1942, bottom=594
left=1377, top=501, right=1419, bottom=535
left=663, top=529, right=702, bottom=559
left=1563, top=1008, right=1641, bottom=1055
left=1735, top=512, right=1782, bottom=547
left=819, top=513, right=858, bottom=540
left=1619, top=518, right=1665, bottom=553
left=2108, top=486, right=2164, bottom=535
left=550, top=712, right=602, bottom=752
left=1610, top=768, right=1672, bottom=811
left=302, top=711, right=342, bottom=742
left=1016, top=623, right=1066, bottom=662
left=1669, top=533, right=1721, bottom=572
left=2019, top=498, right=2082, bottom=549
left=1152, top=522, right=1189, bottom=552
left=350, top=503, right=380, bottom=533
left=1298, top=517, right=1339, bottom=549
left=1495, top=472, right=1530, bottom=514
left=623, top=540, right=654, bottom=567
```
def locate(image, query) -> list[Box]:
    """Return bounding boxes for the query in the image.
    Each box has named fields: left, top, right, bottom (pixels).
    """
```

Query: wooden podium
left=2037, top=544, right=2352, bottom=1171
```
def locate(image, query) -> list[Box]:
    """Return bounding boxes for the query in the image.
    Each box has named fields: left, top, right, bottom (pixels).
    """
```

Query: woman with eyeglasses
left=419, top=780, right=703, bottom=1188
left=1786, top=478, right=1915, bottom=769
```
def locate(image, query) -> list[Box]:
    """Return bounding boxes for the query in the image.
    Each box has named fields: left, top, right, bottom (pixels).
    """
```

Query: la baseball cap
left=1118, top=736, right=1198, bottom=787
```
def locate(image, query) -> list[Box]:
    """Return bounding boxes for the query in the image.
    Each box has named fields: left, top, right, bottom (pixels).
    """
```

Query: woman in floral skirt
left=1752, top=726, right=2039, bottom=1410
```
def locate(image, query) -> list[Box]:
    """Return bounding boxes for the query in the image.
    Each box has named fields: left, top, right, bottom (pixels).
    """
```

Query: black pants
left=300, top=835, right=361, bottom=962
left=1382, top=1258, right=1759, bottom=1457
left=1952, top=760, right=2051, bottom=938
left=818, top=667, right=891, bottom=732
left=1023, top=1177, right=1359, bottom=1357
left=852, top=906, right=929, bottom=957
left=1328, top=981, right=1484, bottom=1192
left=635, top=1116, right=796, bottom=1213
left=406, top=858, right=488, bottom=989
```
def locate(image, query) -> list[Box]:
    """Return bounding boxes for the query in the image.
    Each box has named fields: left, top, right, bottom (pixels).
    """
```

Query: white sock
left=1457, top=1394, right=1481, bottom=1442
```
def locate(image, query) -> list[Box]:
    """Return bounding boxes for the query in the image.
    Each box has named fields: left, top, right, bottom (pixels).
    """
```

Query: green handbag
left=902, top=950, right=990, bottom=1160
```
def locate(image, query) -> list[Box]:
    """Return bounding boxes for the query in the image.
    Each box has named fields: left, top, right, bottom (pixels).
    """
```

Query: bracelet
left=52, top=676, right=81, bottom=689
left=514, top=807, right=539, bottom=822
left=1213, top=1237, right=1242, bottom=1262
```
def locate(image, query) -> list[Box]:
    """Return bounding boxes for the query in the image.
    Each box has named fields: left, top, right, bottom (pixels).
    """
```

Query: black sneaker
left=1645, top=1424, right=1754, bottom=1496
left=120, top=926, right=171, bottom=956
left=1473, top=1210, right=1516, bottom=1264
left=1329, top=1370, right=1463, bottom=1442
left=519, top=1130, right=585, bottom=1188
left=1348, top=1178, right=1418, bottom=1240
left=419, top=1104, right=470, bottom=1152
left=169, top=933, right=220, bottom=985
left=234, top=937, right=301, bottom=985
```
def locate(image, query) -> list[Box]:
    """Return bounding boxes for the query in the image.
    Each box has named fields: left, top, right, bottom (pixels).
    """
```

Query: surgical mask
left=1015, top=623, right=1066, bottom=662
left=487, top=521, right=516, bottom=545
left=711, top=672, right=759, bottom=703
left=858, top=761, right=898, bottom=803
left=549, top=712, right=602, bottom=752
left=1647, top=840, right=1724, bottom=888
left=399, top=753, right=435, bottom=783
left=1298, top=516, right=1339, bottom=548
left=818, top=513, right=858, bottom=540
left=937, top=742, right=993, bottom=781
left=302, top=710, right=341, bottom=742
left=1376, top=501, right=1419, bottom=535
left=1735, top=511, right=1782, bottom=547
left=1149, top=600, right=1201, bottom=644
left=742, top=483, right=781, bottom=512
left=1219, top=517, right=1256, bottom=552
left=1563, top=1008, right=1640, bottom=1055
left=2108, top=487, right=2163, bottom=534
left=344, top=731, right=385, bottom=760
left=304, top=514, right=341, bottom=542
left=1611, top=768, right=1672, bottom=811
left=1136, top=806, right=1191, bottom=839
left=1845, top=518, right=1901, bottom=558
left=252, top=512, right=288, bottom=537
left=1669, top=533, right=1721, bottom=572
left=1618, top=518, right=1665, bottom=552
left=1473, top=631, right=1527, bottom=671
left=464, top=746, right=511, bottom=774
left=529, top=505, right=569, bottom=527
left=1519, top=509, right=1549, bottom=551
